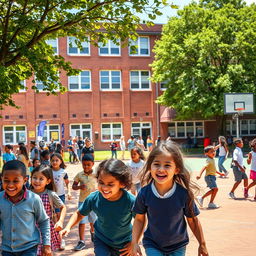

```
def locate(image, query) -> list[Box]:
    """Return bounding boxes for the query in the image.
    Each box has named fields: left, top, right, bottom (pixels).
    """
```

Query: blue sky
left=147, top=0, right=256, bottom=24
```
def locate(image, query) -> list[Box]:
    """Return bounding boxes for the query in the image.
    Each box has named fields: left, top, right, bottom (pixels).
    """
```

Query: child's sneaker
left=208, top=203, right=220, bottom=209
left=59, top=239, right=66, bottom=250
left=224, top=171, right=229, bottom=178
left=244, top=188, right=249, bottom=198
left=74, top=240, right=86, bottom=251
left=228, top=192, right=236, bottom=199
left=196, top=196, right=204, bottom=207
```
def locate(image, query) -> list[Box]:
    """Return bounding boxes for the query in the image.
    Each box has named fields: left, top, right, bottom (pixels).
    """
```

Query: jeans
left=111, top=151, right=117, bottom=159
left=145, top=246, right=186, bottom=256
left=94, top=236, right=121, bottom=256
left=2, top=245, right=38, bottom=256
left=218, top=156, right=227, bottom=173
left=77, top=148, right=82, bottom=160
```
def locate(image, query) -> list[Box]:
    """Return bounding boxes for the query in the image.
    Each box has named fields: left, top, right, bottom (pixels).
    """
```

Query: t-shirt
left=79, top=190, right=135, bottom=248
left=52, top=168, right=68, bottom=196
left=126, top=160, right=144, bottom=184
left=205, top=157, right=217, bottom=176
left=73, top=171, right=96, bottom=202
left=233, top=147, right=243, bottom=167
left=37, top=189, right=64, bottom=209
left=250, top=151, right=256, bottom=172
left=82, top=146, right=94, bottom=156
left=77, top=140, right=85, bottom=150
left=110, top=143, right=118, bottom=151
left=30, top=147, right=40, bottom=160
left=219, top=146, right=227, bottom=157
left=3, top=152, right=16, bottom=162
left=127, top=139, right=136, bottom=151
left=133, top=183, right=199, bottom=253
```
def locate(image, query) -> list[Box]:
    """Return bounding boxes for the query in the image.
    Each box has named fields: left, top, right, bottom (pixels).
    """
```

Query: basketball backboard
left=224, top=93, right=254, bottom=114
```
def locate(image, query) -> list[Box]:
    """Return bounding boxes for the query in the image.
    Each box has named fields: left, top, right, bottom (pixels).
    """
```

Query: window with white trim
left=68, top=71, right=91, bottom=91
left=131, top=122, right=151, bottom=137
left=99, top=39, right=120, bottom=56
left=129, top=37, right=150, bottom=56
left=130, top=71, right=150, bottom=90
left=70, top=124, right=92, bottom=139
left=68, top=36, right=90, bottom=55
left=101, top=123, right=122, bottom=141
left=35, top=74, right=59, bottom=91
left=19, top=80, right=26, bottom=92
left=36, top=124, right=60, bottom=142
left=168, top=121, right=204, bottom=138
left=3, top=126, right=27, bottom=144
left=226, top=119, right=256, bottom=136
left=46, top=39, right=58, bottom=54
left=160, top=81, right=168, bottom=90
left=100, top=71, right=121, bottom=90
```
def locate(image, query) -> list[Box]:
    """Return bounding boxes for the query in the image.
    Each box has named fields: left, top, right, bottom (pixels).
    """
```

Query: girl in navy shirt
left=131, top=141, right=208, bottom=256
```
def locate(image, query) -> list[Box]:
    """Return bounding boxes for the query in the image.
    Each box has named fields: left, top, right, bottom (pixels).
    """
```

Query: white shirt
left=151, top=182, right=177, bottom=199
left=126, top=160, right=144, bottom=184
left=120, top=140, right=126, bottom=151
left=219, top=146, right=227, bottom=156
left=233, top=147, right=243, bottom=167
left=52, top=168, right=68, bottom=196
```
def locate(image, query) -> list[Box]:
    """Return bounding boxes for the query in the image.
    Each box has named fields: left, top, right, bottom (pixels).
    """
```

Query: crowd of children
left=1, top=135, right=256, bottom=256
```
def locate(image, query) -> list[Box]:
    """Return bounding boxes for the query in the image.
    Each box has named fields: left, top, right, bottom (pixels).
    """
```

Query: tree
left=151, top=0, right=256, bottom=132
left=0, top=0, right=169, bottom=107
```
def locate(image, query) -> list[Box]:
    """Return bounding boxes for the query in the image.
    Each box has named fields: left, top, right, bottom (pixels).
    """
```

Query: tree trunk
left=215, top=115, right=226, bottom=135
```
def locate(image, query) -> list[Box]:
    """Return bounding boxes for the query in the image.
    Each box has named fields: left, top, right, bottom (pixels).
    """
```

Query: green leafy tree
left=152, top=0, right=256, bottom=132
left=0, top=0, right=169, bottom=107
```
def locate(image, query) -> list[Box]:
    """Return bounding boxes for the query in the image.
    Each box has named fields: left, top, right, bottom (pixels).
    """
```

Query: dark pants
left=111, top=150, right=117, bottom=159
left=94, top=236, right=121, bottom=256
left=2, top=245, right=38, bottom=256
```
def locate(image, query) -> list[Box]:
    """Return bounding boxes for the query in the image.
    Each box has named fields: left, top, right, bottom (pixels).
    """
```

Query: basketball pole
left=236, top=114, right=239, bottom=138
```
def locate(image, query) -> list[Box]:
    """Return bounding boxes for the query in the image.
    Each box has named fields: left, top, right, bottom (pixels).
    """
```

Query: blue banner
left=38, top=121, right=47, bottom=138
left=61, top=123, right=64, bottom=139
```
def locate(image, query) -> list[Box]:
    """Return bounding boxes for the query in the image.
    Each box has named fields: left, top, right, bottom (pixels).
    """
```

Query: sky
left=147, top=0, right=256, bottom=24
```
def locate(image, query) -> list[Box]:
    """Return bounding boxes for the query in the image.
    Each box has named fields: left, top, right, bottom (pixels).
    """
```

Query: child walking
left=0, top=160, right=51, bottom=256
left=126, top=146, right=145, bottom=195
left=215, top=136, right=229, bottom=177
left=31, top=165, right=67, bottom=255
left=131, top=141, right=208, bottom=256
left=229, top=138, right=248, bottom=199
left=196, top=146, right=219, bottom=209
left=3, top=144, right=16, bottom=164
left=60, top=159, right=135, bottom=256
left=72, top=154, right=97, bottom=251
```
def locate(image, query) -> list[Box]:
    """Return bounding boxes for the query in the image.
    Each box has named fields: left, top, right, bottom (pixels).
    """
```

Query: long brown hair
left=19, top=145, right=29, bottom=160
left=140, top=141, right=199, bottom=217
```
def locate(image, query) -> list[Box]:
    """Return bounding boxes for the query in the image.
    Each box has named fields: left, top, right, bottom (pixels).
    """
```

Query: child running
left=196, top=146, right=219, bottom=209
left=72, top=154, right=97, bottom=251
left=60, top=159, right=135, bottom=256
left=131, top=141, right=208, bottom=256
left=31, top=165, right=67, bottom=255
left=245, top=138, right=256, bottom=200
left=0, top=160, right=51, bottom=256
left=229, top=138, right=248, bottom=199
left=215, top=136, right=229, bottom=177
left=126, top=146, right=145, bottom=195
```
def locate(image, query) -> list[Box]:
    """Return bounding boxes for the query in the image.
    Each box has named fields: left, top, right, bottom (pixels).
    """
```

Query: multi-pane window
left=68, top=36, right=90, bottom=55
left=37, top=125, right=60, bottom=142
left=130, top=71, right=150, bottom=90
left=68, top=71, right=91, bottom=90
left=168, top=121, right=204, bottom=138
left=19, top=80, right=26, bottom=92
left=70, top=124, right=92, bottom=139
left=129, top=37, right=150, bottom=56
left=3, top=126, right=27, bottom=144
left=46, top=39, right=58, bottom=54
left=101, top=123, right=122, bottom=141
left=100, top=71, right=121, bottom=90
left=131, top=123, right=151, bottom=137
left=35, top=80, right=46, bottom=90
left=99, top=40, right=120, bottom=56
left=226, top=119, right=256, bottom=136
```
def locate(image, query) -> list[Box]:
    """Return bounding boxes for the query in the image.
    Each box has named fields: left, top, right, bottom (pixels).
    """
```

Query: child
left=31, top=165, right=67, bottom=255
left=126, top=146, right=145, bottom=195
left=72, top=154, right=97, bottom=251
left=215, top=136, right=229, bottom=177
left=0, top=160, right=51, bottom=256
left=110, top=140, right=118, bottom=159
left=196, top=146, right=219, bottom=209
left=229, top=138, right=248, bottom=199
left=3, top=144, right=16, bottom=164
left=41, top=150, right=50, bottom=166
left=245, top=138, right=256, bottom=200
left=131, top=141, right=208, bottom=256
left=30, top=158, right=41, bottom=173
left=60, top=159, right=135, bottom=256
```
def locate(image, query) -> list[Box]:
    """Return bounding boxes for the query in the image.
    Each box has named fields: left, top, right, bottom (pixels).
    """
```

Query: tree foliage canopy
left=0, top=0, right=167, bottom=107
left=152, top=0, right=256, bottom=120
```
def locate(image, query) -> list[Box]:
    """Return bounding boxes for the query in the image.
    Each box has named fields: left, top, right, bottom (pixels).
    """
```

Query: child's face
left=31, top=172, right=50, bottom=193
left=5, top=147, right=11, bottom=153
left=2, top=170, right=27, bottom=198
left=97, top=171, right=124, bottom=201
left=82, top=160, right=94, bottom=174
left=150, top=152, right=179, bottom=187
left=51, top=156, right=62, bottom=170
left=205, top=149, right=216, bottom=158
left=236, top=141, right=243, bottom=148
left=131, top=150, right=140, bottom=162
left=44, top=154, right=50, bottom=160
left=34, top=160, right=41, bottom=167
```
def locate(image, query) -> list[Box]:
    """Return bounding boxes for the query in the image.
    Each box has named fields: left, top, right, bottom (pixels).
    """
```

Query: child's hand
left=80, top=184, right=87, bottom=190
left=198, top=243, right=209, bottom=255
left=59, top=228, right=70, bottom=238
left=67, top=193, right=72, bottom=200
left=196, top=176, right=201, bottom=180
left=130, top=242, right=142, bottom=256
left=42, top=245, right=52, bottom=256
left=54, top=220, right=63, bottom=231
left=119, top=241, right=132, bottom=256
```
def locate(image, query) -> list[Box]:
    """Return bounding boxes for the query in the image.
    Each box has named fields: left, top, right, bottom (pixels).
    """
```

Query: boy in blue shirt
left=2, top=144, right=16, bottom=164
left=0, top=160, right=51, bottom=256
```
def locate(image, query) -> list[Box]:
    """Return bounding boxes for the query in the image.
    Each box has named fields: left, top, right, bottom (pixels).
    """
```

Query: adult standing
left=120, top=136, right=126, bottom=160
left=81, top=138, right=94, bottom=159
left=77, top=136, right=85, bottom=161
left=48, top=138, right=56, bottom=155
left=30, top=141, right=40, bottom=161
left=127, top=136, right=136, bottom=151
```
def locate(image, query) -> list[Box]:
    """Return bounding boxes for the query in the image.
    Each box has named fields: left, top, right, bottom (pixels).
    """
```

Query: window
left=100, top=71, right=121, bottom=90
left=226, top=119, right=256, bottom=136
left=101, top=123, right=122, bottom=141
left=168, top=121, right=204, bottom=138
left=68, top=36, right=90, bottom=55
left=160, top=81, right=168, bottom=90
left=35, top=74, right=59, bottom=91
left=37, top=124, right=60, bottom=142
left=99, top=39, right=120, bottom=56
left=46, top=39, right=58, bottom=54
left=130, top=71, right=150, bottom=90
left=19, top=80, right=26, bottom=92
left=70, top=124, right=92, bottom=139
left=68, top=71, right=91, bottom=91
left=131, top=123, right=151, bottom=138
left=129, top=37, right=150, bottom=56
left=3, top=126, right=27, bottom=144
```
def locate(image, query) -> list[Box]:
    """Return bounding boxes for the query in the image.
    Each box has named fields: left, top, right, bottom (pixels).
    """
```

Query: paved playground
left=56, top=157, right=256, bottom=256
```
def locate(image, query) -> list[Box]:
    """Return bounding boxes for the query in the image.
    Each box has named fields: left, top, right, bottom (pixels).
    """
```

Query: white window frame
left=131, top=122, right=152, bottom=137
left=98, top=39, right=121, bottom=56
left=160, top=81, right=168, bottom=91
left=70, top=124, right=92, bottom=139
left=129, top=36, right=150, bottom=56
left=19, top=80, right=27, bottom=92
left=67, top=36, right=90, bottom=56
left=100, top=70, right=122, bottom=91
left=68, top=71, right=91, bottom=91
left=101, top=123, right=122, bottom=142
left=46, top=38, right=58, bottom=55
left=130, top=70, right=151, bottom=90
left=3, top=125, right=27, bottom=145
left=36, top=124, right=60, bottom=143
left=35, top=74, right=59, bottom=92
left=226, top=119, right=256, bottom=136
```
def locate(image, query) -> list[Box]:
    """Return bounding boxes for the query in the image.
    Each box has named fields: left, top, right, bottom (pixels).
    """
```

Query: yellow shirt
left=205, top=157, right=217, bottom=176
left=73, top=171, right=96, bottom=202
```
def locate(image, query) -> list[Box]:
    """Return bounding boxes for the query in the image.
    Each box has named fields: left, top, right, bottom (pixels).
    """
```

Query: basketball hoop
left=235, top=107, right=245, bottom=116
